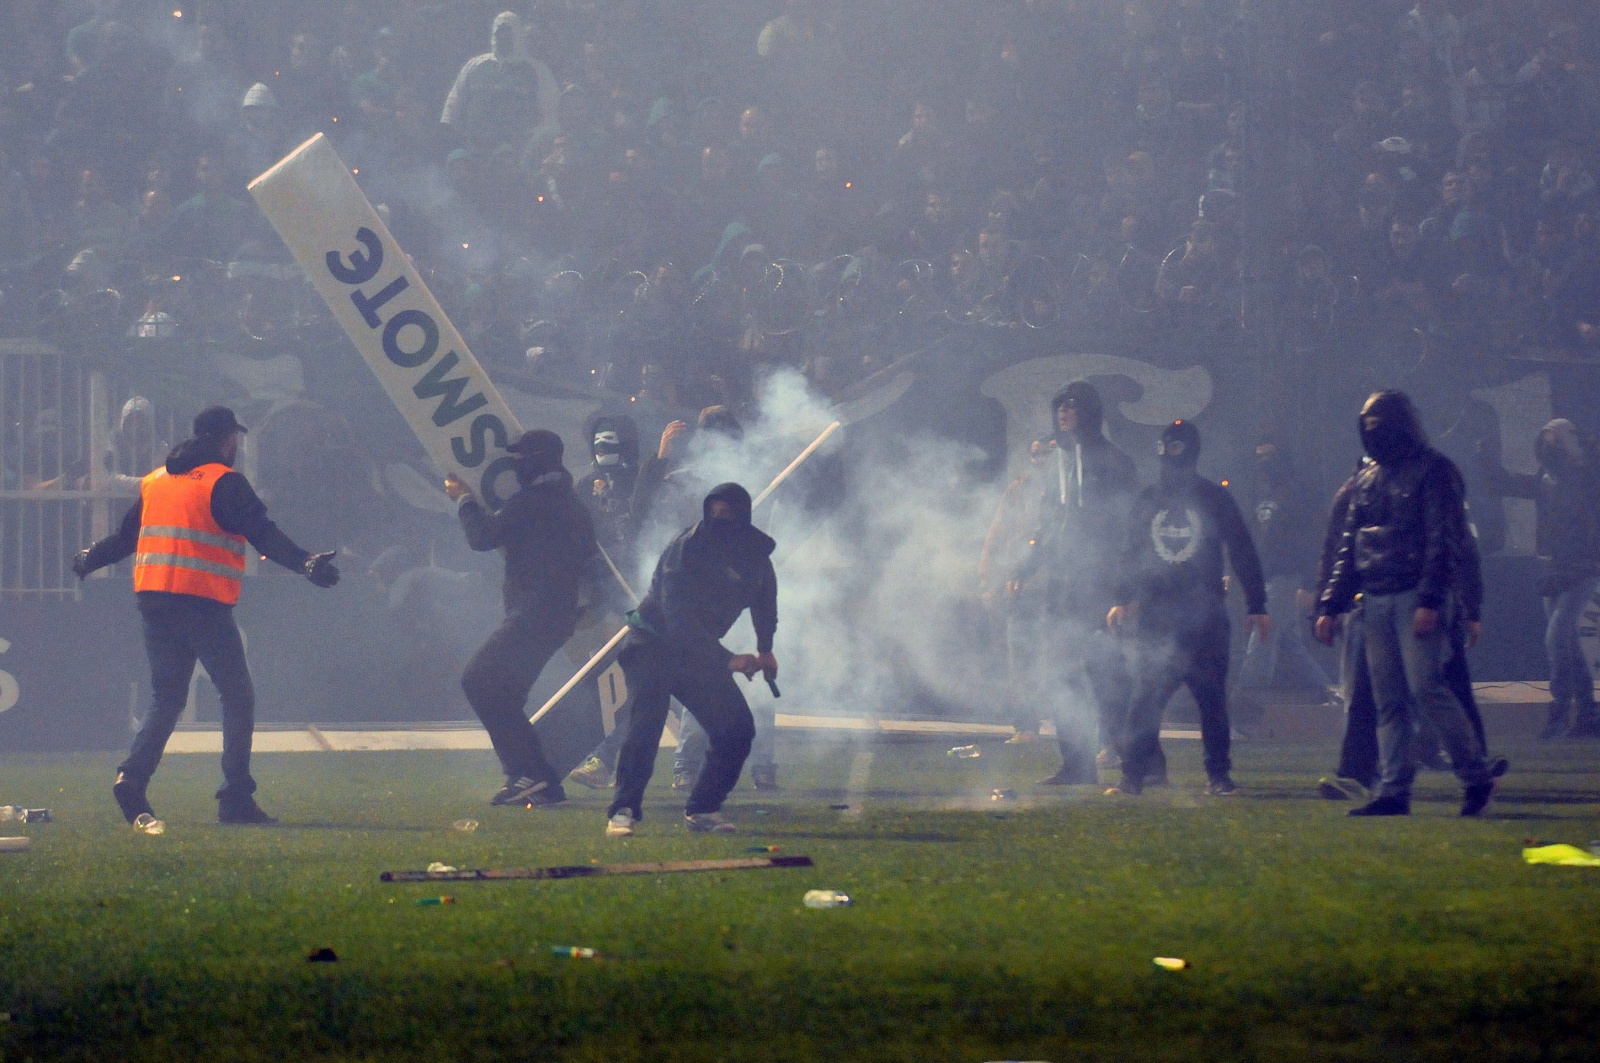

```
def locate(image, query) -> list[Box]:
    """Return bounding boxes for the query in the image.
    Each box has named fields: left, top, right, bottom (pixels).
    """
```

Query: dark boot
left=1565, top=705, right=1600, bottom=739
left=113, top=772, right=154, bottom=824
left=1540, top=701, right=1570, bottom=741
left=1348, top=795, right=1410, bottom=817
left=218, top=796, right=278, bottom=825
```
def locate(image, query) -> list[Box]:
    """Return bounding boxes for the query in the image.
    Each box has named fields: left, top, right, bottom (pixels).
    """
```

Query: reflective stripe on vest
left=133, top=465, right=248, bottom=604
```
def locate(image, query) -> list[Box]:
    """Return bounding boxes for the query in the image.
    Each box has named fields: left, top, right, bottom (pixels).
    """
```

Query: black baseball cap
left=193, top=406, right=247, bottom=439
left=505, top=428, right=563, bottom=461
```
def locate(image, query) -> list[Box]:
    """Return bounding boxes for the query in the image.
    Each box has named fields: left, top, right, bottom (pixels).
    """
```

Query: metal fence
left=0, top=341, right=176, bottom=599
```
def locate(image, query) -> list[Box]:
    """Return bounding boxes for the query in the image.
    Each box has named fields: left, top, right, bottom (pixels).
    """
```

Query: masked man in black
left=1009, top=381, right=1139, bottom=784
left=445, top=429, right=599, bottom=808
left=1315, top=391, right=1496, bottom=817
left=1480, top=419, right=1600, bottom=740
left=604, top=483, right=777, bottom=837
left=1108, top=420, right=1269, bottom=796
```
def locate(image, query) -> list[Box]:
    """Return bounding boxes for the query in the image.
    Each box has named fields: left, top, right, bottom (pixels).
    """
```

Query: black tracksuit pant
left=608, top=633, right=755, bottom=820
left=462, top=610, right=568, bottom=784
left=1121, top=599, right=1232, bottom=785
left=122, top=592, right=256, bottom=803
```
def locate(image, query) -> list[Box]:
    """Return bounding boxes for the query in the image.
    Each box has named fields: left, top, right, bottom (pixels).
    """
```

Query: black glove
left=72, top=549, right=92, bottom=580
left=304, top=551, right=340, bottom=588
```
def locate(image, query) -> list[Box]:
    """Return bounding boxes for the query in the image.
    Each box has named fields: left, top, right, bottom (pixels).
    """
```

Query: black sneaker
left=113, top=772, right=153, bottom=824
left=1488, top=756, right=1510, bottom=779
left=218, top=798, right=278, bottom=825
left=490, top=776, right=560, bottom=806
left=1205, top=776, right=1238, bottom=796
left=1460, top=780, right=1495, bottom=818
left=1040, top=767, right=1099, bottom=786
left=1348, top=795, right=1410, bottom=817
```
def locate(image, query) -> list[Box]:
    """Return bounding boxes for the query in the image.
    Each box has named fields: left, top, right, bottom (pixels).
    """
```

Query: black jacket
left=1118, top=471, right=1267, bottom=624
left=1012, top=432, right=1138, bottom=618
left=1319, top=449, right=1476, bottom=613
left=636, top=507, right=777, bottom=673
left=80, top=437, right=311, bottom=579
left=1317, top=459, right=1485, bottom=623
left=459, top=468, right=597, bottom=631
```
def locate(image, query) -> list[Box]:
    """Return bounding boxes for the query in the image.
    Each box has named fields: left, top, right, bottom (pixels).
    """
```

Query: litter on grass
left=1522, top=844, right=1600, bottom=867
left=416, top=897, right=455, bottom=905
left=551, top=946, right=598, bottom=959
left=307, top=948, right=339, bottom=963
left=426, top=862, right=457, bottom=873
left=383, top=854, right=814, bottom=883
left=803, top=889, right=852, bottom=908
left=1153, top=957, right=1189, bottom=970
left=452, top=819, right=479, bottom=832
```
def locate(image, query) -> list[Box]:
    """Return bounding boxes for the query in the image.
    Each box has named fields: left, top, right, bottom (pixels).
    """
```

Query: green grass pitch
left=2, top=737, right=1598, bottom=1062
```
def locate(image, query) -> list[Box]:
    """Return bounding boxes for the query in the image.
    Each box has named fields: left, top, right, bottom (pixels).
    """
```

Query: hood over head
left=696, top=404, right=744, bottom=441
left=1535, top=418, right=1584, bottom=470
left=489, top=11, right=529, bottom=59
left=1358, top=390, right=1428, bottom=464
left=703, top=481, right=753, bottom=525
left=1051, top=380, right=1104, bottom=439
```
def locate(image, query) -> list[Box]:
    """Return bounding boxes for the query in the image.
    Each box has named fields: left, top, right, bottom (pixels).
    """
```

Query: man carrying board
left=446, top=429, right=600, bottom=807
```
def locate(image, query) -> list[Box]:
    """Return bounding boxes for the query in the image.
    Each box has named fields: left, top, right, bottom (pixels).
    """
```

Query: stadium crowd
left=1, top=0, right=1598, bottom=495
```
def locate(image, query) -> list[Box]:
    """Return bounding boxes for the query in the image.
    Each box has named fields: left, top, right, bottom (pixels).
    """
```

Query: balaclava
left=1358, top=391, right=1427, bottom=465
left=702, top=482, right=753, bottom=537
left=1158, top=419, right=1201, bottom=485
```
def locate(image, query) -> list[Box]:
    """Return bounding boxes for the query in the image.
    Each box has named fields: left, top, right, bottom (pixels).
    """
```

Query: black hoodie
left=1012, top=382, right=1138, bottom=617
left=80, top=436, right=313, bottom=578
left=459, top=466, right=598, bottom=628
left=580, top=414, right=641, bottom=551
left=635, top=482, right=778, bottom=672
left=1319, top=391, right=1476, bottom=613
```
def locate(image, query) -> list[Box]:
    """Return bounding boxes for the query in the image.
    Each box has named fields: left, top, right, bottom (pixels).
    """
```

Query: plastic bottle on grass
left=803, top=889, right=851, bottom=908
left=948, top=745, right=981, bottom=759
left=551, top=946, right=598, bottom=959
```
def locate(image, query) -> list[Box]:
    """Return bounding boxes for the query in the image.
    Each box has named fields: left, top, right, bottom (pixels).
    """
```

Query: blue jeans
left=1238, top=575, right=1331, bottom=690
left=1545, top=577, right=1598, bottom=710
left=1362, top=590, right=1489, bottom=801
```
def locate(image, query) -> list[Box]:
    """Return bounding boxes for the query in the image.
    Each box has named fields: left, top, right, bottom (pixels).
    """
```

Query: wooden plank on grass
left=380, top=855, right=814, bottom=883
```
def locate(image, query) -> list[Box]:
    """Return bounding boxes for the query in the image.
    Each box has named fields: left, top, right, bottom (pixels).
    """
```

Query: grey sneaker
left=684, top=811, right=736, bottom=834
left=1205, top=776, right=1239, bottom=796
left=568, top=756, right=613, bottom=789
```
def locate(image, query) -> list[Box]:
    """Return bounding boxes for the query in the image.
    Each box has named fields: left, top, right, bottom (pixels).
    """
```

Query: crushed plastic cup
left=426, top=862, right=458, bottom=873
left=1153, top=957, right=1189, bottom=970
left=803, top=889, right=852, bottom=908
left=452, top=819, right=479, bottom=833
left=947, top=745, right=982, bottom=759
left=133, top=813, right=165, bottom=836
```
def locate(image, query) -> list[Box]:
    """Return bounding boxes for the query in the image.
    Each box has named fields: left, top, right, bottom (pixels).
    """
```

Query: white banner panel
left=248, top=133, right=524, bottom=507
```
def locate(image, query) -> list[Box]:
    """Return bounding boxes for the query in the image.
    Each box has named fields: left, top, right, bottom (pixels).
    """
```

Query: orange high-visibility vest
left=133, top=464, right=248, bottom=604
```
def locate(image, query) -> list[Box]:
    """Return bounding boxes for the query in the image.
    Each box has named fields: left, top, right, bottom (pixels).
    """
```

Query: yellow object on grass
left=1522, top=844, right=1600, bottom=867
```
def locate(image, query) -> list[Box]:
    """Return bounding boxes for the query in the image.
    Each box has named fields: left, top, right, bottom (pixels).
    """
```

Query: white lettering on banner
left=597, top=662, right=627, bottom=736
left=0, top=638, right=19, bottom=715
left=247, top=134, right=524, bottom=507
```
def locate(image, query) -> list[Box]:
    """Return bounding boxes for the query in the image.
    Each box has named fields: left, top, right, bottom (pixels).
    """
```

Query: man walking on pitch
left=605, top=483, right=777, bottom=837
left=74, top=406, right=341, bottom=826
left=447, top=429, right=599, bottom=808
left=1107, top=420, right=1269, bottom=796
left=1316, top=391, right=1496, bottom=817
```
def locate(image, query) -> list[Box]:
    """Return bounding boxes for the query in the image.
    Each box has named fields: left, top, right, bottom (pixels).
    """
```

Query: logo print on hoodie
left=1151, top=508, right=1202, bottom=564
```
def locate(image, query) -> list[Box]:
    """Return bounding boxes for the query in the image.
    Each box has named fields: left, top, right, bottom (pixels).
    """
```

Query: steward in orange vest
left=74, top=406, right=341, bottom=828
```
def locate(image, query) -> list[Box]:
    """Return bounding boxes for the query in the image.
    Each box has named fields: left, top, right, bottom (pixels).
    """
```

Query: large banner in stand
left=249, top=134, right=614, bottom=764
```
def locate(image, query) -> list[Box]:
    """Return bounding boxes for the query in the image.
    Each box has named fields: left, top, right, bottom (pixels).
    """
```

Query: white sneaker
left=605, top=811, right=635, bottom=837
left=684, top=811, right=736, bottom=834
